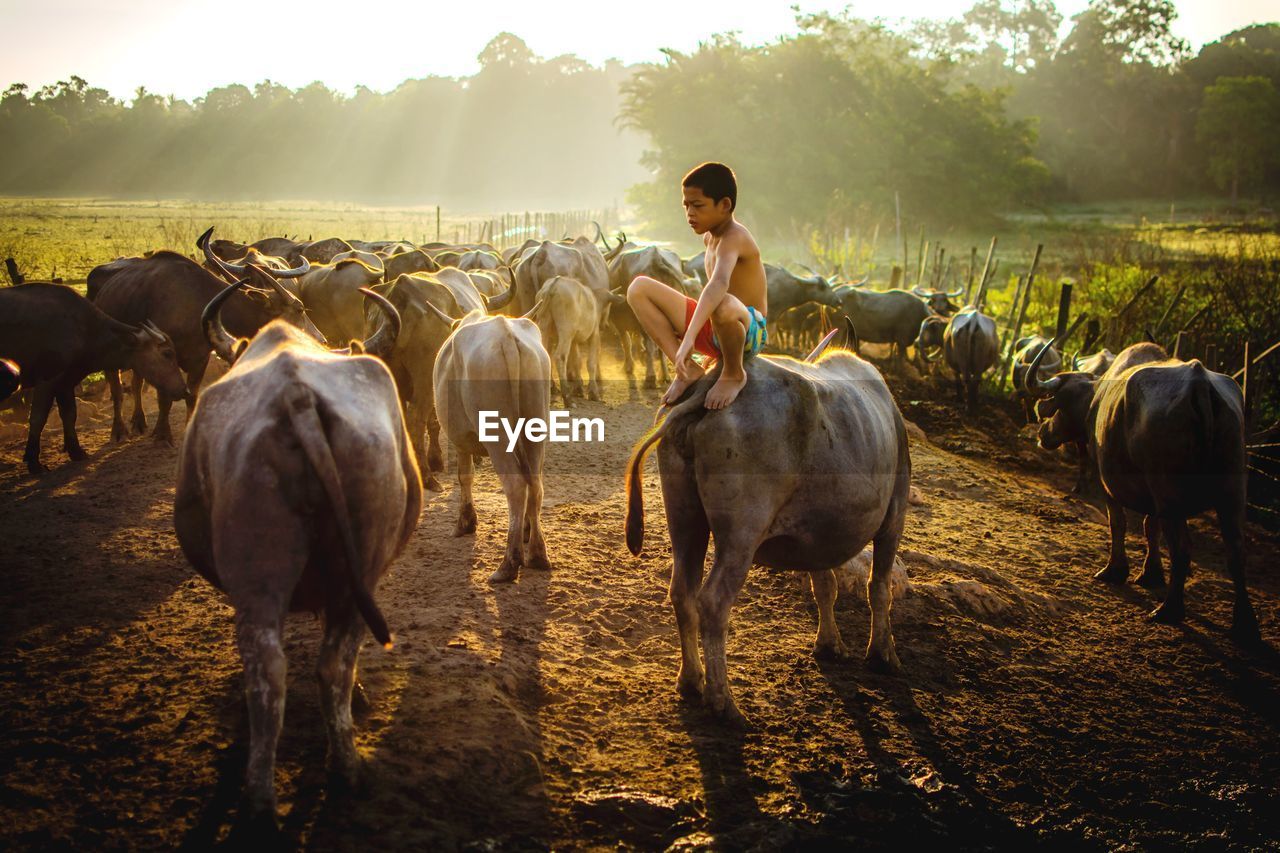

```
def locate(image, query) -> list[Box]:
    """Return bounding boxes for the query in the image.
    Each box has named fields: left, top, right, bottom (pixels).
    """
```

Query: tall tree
left=1196, top=75, right=1280, bottom=203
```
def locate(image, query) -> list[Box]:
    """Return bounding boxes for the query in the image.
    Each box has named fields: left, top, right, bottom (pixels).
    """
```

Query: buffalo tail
left=284, top=385, right=394, bottom=649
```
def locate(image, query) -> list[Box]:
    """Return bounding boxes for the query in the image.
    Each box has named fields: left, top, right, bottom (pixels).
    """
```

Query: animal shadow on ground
left=676, top=703, right=789, bottom=847
left=813, top=659, right=1037, bottom=847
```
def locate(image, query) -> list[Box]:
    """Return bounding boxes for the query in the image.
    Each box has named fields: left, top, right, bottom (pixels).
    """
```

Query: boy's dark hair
left=682, top=162, right=737, bottom=212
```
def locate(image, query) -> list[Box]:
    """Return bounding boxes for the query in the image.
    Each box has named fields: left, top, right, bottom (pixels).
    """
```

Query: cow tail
left=1189, top=362, right=1215, bottom=456
left=625, top=420, right=667, bottom=557
left=624, top=387, right=709, bottom=555
left=284, top=385, right=394, bottom=649
left=504, top=334, right=535, bottom=487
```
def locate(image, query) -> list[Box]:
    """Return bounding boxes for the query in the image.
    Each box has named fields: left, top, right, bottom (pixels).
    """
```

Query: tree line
left=0, top=3, right=1277, bottom=235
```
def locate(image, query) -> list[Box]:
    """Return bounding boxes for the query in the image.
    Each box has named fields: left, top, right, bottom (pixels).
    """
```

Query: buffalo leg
left=404, top=401, right=440, bottom=492
left=23, top=383, right=57, bottom=474
left=426, top=404, right=445, bottom=477
left=867, top=526, right=904, bottom=673
left=697, top=541, right=753, bottom=723
left=587, top=331, right=603, bottom=401
left=489, top=464, right=529, bottom=583
left=566, top=340, right=584, bottom=398
left=1094, top=497, right=1130, bottom=583
left=1072, top=441, right=1091, bottom=495
left=523, top=467, right=551, bottom=572
left=618, top=328, right=638, bottom=395
left=661, top=454, right=709, bottom=699
left=1218, top=505, right=1260, bottom=644
left=810, top=570, right=849, bottom=660
left=454, top=450, right=478, bottom=536
left=1136, top=515, right=1164, bottom=587
left=108, top=370, right=128, bottom=443
left=130, top=372, right=147, bottom=435
left=153, top=391, right=176, bottom=446
left=54, top=385, right=86, bottom=461
left=552, top=338, right=573, bottom=409
left=643, top=339, right=659, bottom=390
left=235, top=607, right=287, bottom=822
left=183, top=356, right=209, bottom=423
left=1151, top=517, right=1189, bottom=625
left=317, top=599, right=364, bottom=788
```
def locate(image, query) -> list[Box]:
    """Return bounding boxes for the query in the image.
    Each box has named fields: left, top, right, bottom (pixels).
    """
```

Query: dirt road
left=1, top=357, right=1277, bottom=849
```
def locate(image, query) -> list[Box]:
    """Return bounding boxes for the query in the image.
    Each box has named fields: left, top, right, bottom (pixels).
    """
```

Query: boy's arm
left=675, top=236, right=741, bottom=365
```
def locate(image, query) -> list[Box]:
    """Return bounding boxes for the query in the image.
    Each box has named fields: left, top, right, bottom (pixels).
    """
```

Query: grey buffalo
left=943, top=307, right=999, bottom=410
left=625, top=349, right=912, bottom=723
left=175, top=282, right=419, bottom=826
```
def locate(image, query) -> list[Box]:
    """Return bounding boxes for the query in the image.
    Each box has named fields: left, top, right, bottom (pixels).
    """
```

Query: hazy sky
left=0, top=0, right=1273, bottom=101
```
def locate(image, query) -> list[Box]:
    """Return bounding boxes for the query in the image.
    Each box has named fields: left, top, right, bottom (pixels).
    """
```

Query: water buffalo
left=175, top=282, right=419, bottom=827
left=836, top=287, right=941, bottom=362
left=492, top=238, right=609, bottom=316
left=0, top=282, right=186, bottom=473
left=90, top=237, right=324, bottom=445
left=1010, top=335, right=1062, bottom=422
left=610, top=245, right=689, bottom=390
left=1024, top=341, right=1259, bottom=643
left=625, top=348, right=912, bottom=723
left=433, top=309, right=553, bottom=583
left=526, top=275, right=608, bottom=406
left=943, top=308, right=999, bottom=411
left=764, top=263, right=842, bottom=317
left=376, top=273, right=481, bottom=491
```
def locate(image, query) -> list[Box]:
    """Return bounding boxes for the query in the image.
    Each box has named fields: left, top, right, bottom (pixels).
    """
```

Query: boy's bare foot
left=661, top=360, right=705, bottom=406
left=705, top=369, right=747, bottom=409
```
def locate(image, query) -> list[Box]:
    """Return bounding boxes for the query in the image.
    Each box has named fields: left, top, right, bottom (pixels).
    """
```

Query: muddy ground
left=1, top=351, right=1278, bottom=850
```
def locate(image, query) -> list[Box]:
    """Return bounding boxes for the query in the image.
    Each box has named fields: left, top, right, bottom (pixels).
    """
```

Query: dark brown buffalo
left=1025, top=341, right=1260, bottom=642
left=90, top=246, right=324, bottom=444
left=0, top=282, right=186, bottom=473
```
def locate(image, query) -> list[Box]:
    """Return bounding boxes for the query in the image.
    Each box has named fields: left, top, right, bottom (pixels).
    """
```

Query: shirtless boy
left=626, top=162, right=768, bottom=410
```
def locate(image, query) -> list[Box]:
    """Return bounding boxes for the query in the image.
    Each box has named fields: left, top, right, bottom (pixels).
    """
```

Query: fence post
left=435, top=206, right=441, bottom=242
left=973, top=237, right=997, bottom=310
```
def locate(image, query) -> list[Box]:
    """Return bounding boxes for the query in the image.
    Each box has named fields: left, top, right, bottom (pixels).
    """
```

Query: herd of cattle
left=0, top=225, right=1262, bottom=826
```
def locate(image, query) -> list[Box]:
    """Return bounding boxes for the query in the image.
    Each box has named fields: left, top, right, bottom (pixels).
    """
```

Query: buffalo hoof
left=24, top=458, right=47, bottom=475
left=643, top=377, right=658, bottom=391
left=67, top=446, right=88, bottom=462
left=526, top=553, right=552, bottom=572
left=588, top=389, right=603, bottom=402
left=110, top=421, right=128, bottom=443
left=814, top=638, right=851, bottom=661
left=1149, top=601, right=1185, bottom=625
left=705, top=693, right=749, bottom=728
left=1228, top=613, right=1262, bottom=647
left=488, top=561, right=519, bottom=584
left=1135, top=568, right=1165, bottom=588
left=131, top=417, right=147, bottom=436
left=454, top=509, right=477, bottom=537
left=326, top=755, right=366, bottom=796
left=865, top=644, right=902, bottom=674
left=1093, top=562, right=1129, bottom=584
left=424, top=475, right=444, bottom=493
left=676, top=672, right=704, bottom=700
left=427, top=456, right=444, bottom=475
left=230, top=803, right=282, bottom=845
left=351, top=682, right=373, bottom=719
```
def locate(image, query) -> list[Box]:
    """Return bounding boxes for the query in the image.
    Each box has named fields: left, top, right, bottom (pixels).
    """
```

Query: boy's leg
left=705, top=295, right=751, bottom=410
left=626, top=275, right=706, bottom=404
